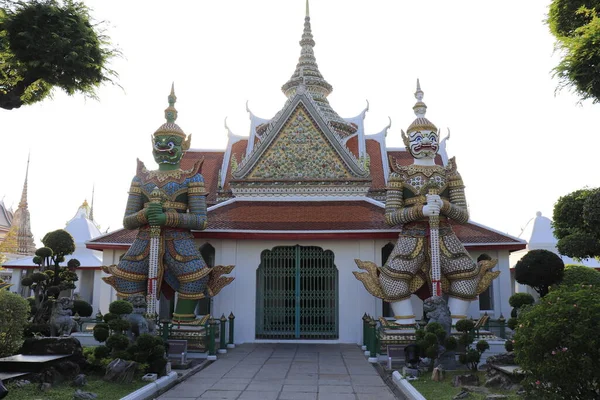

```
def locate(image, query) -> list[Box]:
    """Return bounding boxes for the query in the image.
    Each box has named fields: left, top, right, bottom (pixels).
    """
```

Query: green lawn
left=5, top=376, right=148, bottom=400
left=410, top=370, right=521, bottom=400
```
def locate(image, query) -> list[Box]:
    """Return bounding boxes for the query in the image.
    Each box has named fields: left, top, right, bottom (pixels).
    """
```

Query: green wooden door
left=256, top=245, right=338, bottom=339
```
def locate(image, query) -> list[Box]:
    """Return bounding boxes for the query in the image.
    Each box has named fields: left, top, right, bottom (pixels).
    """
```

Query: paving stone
left=278, top=393, right=318, bottom=400
left=356, top=393, right=396, bottom=400
left=162, top=382, right=212, bottom=397
left=246, top=382, right=283, bottom=391
left=350, top=375, right=387, bottom=385
left=211, top=382, right=249, bottom=391
left=238, top=391, right=280, bottom=400
left=317, top=394, right=357, bottom=400
left=282, top=384, right=318, bottom=393
left=199, top=389, right=243, bottom=399
left=318, top=384, right=354, bottom=394
left=352, top=385, right=394, bottom=394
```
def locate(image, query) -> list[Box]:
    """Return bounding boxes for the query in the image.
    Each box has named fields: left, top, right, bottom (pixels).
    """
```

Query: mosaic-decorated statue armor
left=354, top=81, right=498, bottom=326
left=103, top=85, right=233, bottom=323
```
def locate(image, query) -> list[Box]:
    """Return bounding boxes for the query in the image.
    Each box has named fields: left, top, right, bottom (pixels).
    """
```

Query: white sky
left=1, top=0, right=598, bottom=246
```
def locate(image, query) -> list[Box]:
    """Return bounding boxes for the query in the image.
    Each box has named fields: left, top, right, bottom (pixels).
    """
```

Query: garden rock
left=72, top=374, right=87, bottom=387
left=20, top=336, right=83, bottom=356
left=55, top=360, right=80, bottom=380
left=14, top=380, right=30, bottom=388
left=39, top=382, right=52, bottom=391
left=73, top=389, right=98, bottom=399
left=453, top=390, right=471, bottom=399
left=452, top=374, right=480, bottom=387
left=484, top=395, right=508, bottom=400
left=485, top=352, right=515, bottom=366
left=104, top=358, right=137, bottom=384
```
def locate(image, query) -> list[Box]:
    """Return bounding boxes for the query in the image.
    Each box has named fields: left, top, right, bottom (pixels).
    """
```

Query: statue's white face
left=408, top=130, right=439, bottom=159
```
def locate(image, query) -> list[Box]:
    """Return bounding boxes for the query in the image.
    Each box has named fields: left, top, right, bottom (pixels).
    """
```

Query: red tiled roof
left=346, top=136, right=359, bottom=158
left=182, top=151, right=223, bottom=205
left=87, top=200, right=524, bottom=250
left=366, top=139, right=385, bottom=190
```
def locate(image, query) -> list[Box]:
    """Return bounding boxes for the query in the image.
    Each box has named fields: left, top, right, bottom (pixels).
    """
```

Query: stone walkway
left=157, top=343, right=399, bottom=400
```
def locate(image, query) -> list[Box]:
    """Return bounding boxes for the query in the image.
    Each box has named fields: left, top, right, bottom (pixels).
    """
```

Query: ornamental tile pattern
left=245, top=106, right=354, bottom=180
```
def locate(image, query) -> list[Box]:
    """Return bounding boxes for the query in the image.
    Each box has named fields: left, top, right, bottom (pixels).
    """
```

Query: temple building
left=88, top=6, right=525, bottom=343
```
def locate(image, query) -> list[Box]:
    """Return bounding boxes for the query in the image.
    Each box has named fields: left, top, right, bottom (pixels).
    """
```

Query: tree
left=0, top=289, right=30, bottom=357
left=547, top=0, right=600, bottom=103
left=0, top=0, right=119, bottom=110
left=20, top=229, right=79, bottom=324
left=514, top=285, right=600, bottom=399
left=553, top=188, right=600, bottom=259
left=515, top=249, right=565, bottom=297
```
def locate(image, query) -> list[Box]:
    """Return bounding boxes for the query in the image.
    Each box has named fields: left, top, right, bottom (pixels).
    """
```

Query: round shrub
left=507, top=318, right=518, bottom=331
left=106, top=333, right=130, bottom=351
left=515, top=249, right=565, bottom=297
left=67, top=259, right=80, bottom=270
left=35, top=247, right=53, bottom=258
left=72, top=300, right=93, bottom=317
left=476, top=340, right=490, bottom=353
left=21, top=277, right=33, bottom=287
left=93, top=326, right=109, bottom=343
left=135, top=333, right=159, bottom=351
left=31, top=272, right=49, bottom=283
left=514, top=285, right=600, bottom=399
left=109, top=300, right=133, bottom=316
left=455, top=319, right=474, bottom=333
left=509, top=293, right=535, bottom=308
left=559, top=264, right=600, bottom=287
left=445, top=336, right=458, bottom=352
left=103, top=312, right=119, bottom=323
left=46, top=286, right=61, bottom=297
left=108, top=318, right=130, bottom=333
left=32, top=255, right=43, bottom=266
left=94, top=345, right=111, bottom=359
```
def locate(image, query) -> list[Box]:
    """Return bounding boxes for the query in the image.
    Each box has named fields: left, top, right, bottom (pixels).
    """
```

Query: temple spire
left=407, top=79, right=437, bottom=133
left=90, top=185, right=95, bottom=222
left=7, top=155, right=36, bottom=255
left=281, top=2, right=332, bottom=99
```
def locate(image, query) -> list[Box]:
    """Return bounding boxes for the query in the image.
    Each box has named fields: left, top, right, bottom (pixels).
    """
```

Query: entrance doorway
left=256, top=245, right=338, bottom=340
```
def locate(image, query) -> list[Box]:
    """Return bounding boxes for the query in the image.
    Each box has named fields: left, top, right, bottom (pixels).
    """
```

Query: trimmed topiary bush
left=93, top=322, right=110, bottom=343
left=106, top=333, right=130, bottom=353
left=72, top=299, right=93, bottom=317
left=515, top=249, right=565, bottom=297
left=509, top=293, right=535, bottom=308
left=0, top=290, right=30, bottom=357
left=109, top=300, right=133, bottom=316
left=456, top=319, right=488, bottom=370
left=94, top=345, right=111, bottom=359
left=559, top=264, right=600, bottom=288
left=514, top=285, right=600, bottom=399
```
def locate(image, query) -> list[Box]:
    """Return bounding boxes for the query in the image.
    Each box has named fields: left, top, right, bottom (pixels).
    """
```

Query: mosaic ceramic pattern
left=247, top=107, right=353, bottom=180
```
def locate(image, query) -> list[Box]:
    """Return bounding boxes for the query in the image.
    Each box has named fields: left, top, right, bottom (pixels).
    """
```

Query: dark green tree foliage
left=559, top=264, right=600, bottom=287
left=547, top=0, right=600, bottom=103
left=554, top=188, right=600, bottom=259
left=514, top=285, right=600, bottom=399
left=0, top=0, right=118, bottom=110
left=415, top=322, right=455, bottom=371
left=515, top=250, right=565, bottom=297
left=72, top=299, right=92, bottom=317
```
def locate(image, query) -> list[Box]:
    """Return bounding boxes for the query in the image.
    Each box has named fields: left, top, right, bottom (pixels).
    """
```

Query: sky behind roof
left=1, top=0, right=598, bottom=246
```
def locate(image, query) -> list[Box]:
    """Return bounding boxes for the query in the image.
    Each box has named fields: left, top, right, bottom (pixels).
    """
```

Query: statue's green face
left=153, top=134, right=184, bottom=165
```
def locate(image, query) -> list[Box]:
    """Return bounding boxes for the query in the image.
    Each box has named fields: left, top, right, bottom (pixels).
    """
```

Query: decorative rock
left=104, top=358, right=137, bottom=384
left=39, top=382, right=52, bottom=392
left=0, top=379, right=7, bottom=400
left=14, top=380, right=30, bottom=388
left=485, top=352, right=515, bottom=366
left=462, top=385, right=490, bottom=395
left=72, top=374, right=87, bottom=387
left=73, top=389, right=98, bottom=399
left=432, top=366, right=444, bottom=381
left=453, top=390, right=471, bottom=399
left=20, top=336, right=83, bottom=356
left=484, top=395, right=509, bottom=400
left=452, top=374, right=480, bottom=387
left=55, top=360, right=80, bottom=380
